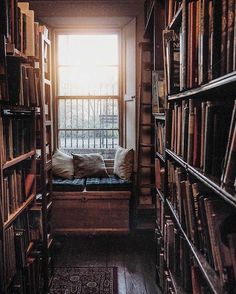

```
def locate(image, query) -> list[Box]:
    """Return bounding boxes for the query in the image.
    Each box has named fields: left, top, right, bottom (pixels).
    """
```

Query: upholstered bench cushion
left=86, top=175, right=132, bottom=191
left=52, top=177, right=85, bottom=192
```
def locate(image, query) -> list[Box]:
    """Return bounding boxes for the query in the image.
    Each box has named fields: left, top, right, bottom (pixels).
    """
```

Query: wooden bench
left=52, top=160, right=132, bottom=235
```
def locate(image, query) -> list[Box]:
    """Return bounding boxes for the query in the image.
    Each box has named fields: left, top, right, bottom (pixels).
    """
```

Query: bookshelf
left=36, top=25, right=54, bottom=292
left=0, top=1, right=53, bottom=292
left=144, top=0, right=236, bottom=293
left=136, top=0, right=165, bottom=230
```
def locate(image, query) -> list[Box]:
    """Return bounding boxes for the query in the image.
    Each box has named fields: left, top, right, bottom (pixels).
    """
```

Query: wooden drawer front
left=52, top=198, right=130, bottom=234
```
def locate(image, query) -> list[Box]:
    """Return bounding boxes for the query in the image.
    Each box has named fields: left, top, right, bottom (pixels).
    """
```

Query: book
left=181, top=100, right=189, bottom=161
left=17, top=3, right=35, bottom=57
left=222, top=100, right=236, bottom=191
left=203, top=101, right=214, bottom=174
left=221, top=0, right=228, bottom=76
left=227, top=0, right=235, bottom=73
left=187, top=99, right=194, bottom=165
left=152, top=70, right=165, bottom=113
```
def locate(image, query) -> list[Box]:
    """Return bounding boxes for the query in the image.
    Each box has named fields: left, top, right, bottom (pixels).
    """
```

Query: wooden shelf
left=166, top=199, right=224, bottom=294
left=47, top=236, right=53, bottom=249
left=42, top=36, right=51, bottom=46
left=46, top=201, right=53, bottom=212
left=4, top=193, right=36, bottom=229
left=3, top=150, right=35, bottom=170
left=44, top=79, right=51, bottom=86
left=155, top=151, right=165, bottom=163
left=45, top=120, right=52, bottom=126
left=140, top=143, right=155, bottom=148
left=156, top=188, right=165, bottom=202
left=153, top=112, right=166, bottom=120
left=168, top=71, right=236, bottom=101
left=6, top=45, right=27, bottom=61
left=1, top=105, right=35, bottom=116
left=166, top=149, right=236, bottom=209
left=139, top=163, right=155, bottom=168
left=168, top=4, right=182, bottom=30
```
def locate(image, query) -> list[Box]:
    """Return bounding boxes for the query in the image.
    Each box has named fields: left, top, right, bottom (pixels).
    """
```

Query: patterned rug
left=49, top=267, right=118, bottom=294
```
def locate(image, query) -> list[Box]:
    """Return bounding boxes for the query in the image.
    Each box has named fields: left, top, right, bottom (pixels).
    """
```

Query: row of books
left=164, top=0, right=236, bottom=93
left=169, top=99, right=235, bottom=183
left=156, top=218, right=192, bottom=292
left=157, top=219, right=211, bottom=293
left=28, top=206, right=43, bottom=242
left=7, top=56, right=41, bottom=105
left=187, top=0, right=236, bottom=87
left=155, top=121, right=165, bottom=155
left=152, top=70, right=165, bottom=113
left=163, top=29, right=180, bottom=95
left=1, top=1, right=48, bottom=59
left=11, top=251, right=42, bottom=294
left=2, top=167, right=35, bottom=222
left=5, top=225, right=17, bottom=285
left=2, top=116, right=33, bottom=162
left=168, top=161, right=236, bottom=291
left=166, top=0, right=182, bottom=26
left=5, top=213, right=43, bottom=292
left=155, top=195, right=164, bottom=236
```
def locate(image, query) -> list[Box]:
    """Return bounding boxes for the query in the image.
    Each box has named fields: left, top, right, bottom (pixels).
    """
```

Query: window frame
left=54, top=28, right=123, bottom=152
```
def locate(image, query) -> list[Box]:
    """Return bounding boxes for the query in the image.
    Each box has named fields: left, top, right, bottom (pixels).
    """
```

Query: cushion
left=73, top=153, right=108, bottom=178
left=52, top=149, right=74, bottom=179
left=52, top=177, right=85, bottom=192
left=114, top=147, right=134, bottom=180
left=86, top=175, right=132, bottom=191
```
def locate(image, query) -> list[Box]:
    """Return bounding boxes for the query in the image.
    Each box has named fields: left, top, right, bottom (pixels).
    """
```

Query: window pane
left=58, top=98, right=119, bottom=154
left=58, top=66, right=118, bottom=96
left=58, top=34, right=118, bottom=66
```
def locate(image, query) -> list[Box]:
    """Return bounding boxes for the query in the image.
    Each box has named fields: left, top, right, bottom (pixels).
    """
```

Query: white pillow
left=114, top=146, right=134, bottom=180
left=52, top=149, right=74, bottom=179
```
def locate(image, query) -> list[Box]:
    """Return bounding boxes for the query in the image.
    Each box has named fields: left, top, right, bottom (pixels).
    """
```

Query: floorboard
left=52, top=232, right=161, bottom=294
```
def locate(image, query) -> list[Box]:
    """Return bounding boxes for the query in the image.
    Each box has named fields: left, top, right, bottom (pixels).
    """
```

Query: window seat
left=52, top=172, right=132, bottom=235
left=52, top=177, right=86, bottom=192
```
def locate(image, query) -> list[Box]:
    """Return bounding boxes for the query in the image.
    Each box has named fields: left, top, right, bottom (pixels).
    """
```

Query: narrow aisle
left=52, top=233, right=161, bottom=294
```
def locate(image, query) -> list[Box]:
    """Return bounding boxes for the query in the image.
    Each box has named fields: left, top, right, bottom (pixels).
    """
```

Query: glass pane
left=58, top=34, right=118, bottom=66
left=58, top=66, right=118, bottom=96
left=58, top=99, right=65, bottom=129
left=65, top=100, right=72, bottom=128
left=58, top=98, right=119, bottom=152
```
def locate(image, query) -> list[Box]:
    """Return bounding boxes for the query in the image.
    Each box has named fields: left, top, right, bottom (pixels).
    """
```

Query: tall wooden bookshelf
left=36, top=25, right=54, bottom=292
left=145, top=0, right=236, bottom=293
left=136, top=41, right=156, bottom=230
left=136, top=0, right=165, bottom=230
left=0, top=1, right=53, bottom=292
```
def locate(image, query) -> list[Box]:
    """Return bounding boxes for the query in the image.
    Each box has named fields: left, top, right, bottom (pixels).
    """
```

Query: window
left=56, top=33, right=120, bottom=158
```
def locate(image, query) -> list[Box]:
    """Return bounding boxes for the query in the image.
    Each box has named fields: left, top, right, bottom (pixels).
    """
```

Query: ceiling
left=27, top=0, right=145, bottom=28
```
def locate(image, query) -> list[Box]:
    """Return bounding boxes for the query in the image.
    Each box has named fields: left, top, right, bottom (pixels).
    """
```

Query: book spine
left=221, top=0, right=228, bottom=76
left=227, top=0, right=235, bottom=73
left=203, top=101, right=214, bottom=174
left=233, top=1, right=236, bottom=70
left=187, top=99, right=194, bottom=165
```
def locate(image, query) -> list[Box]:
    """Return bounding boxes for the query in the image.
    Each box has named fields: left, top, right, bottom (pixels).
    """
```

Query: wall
left=29, top=0, right=145, bottom=151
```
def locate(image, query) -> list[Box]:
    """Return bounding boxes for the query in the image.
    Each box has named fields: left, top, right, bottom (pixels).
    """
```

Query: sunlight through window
left=56, top=33, right=120, bottom=158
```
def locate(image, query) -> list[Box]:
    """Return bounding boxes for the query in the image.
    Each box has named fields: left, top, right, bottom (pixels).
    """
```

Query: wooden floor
left=52, top=232, right=161, bottom=294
